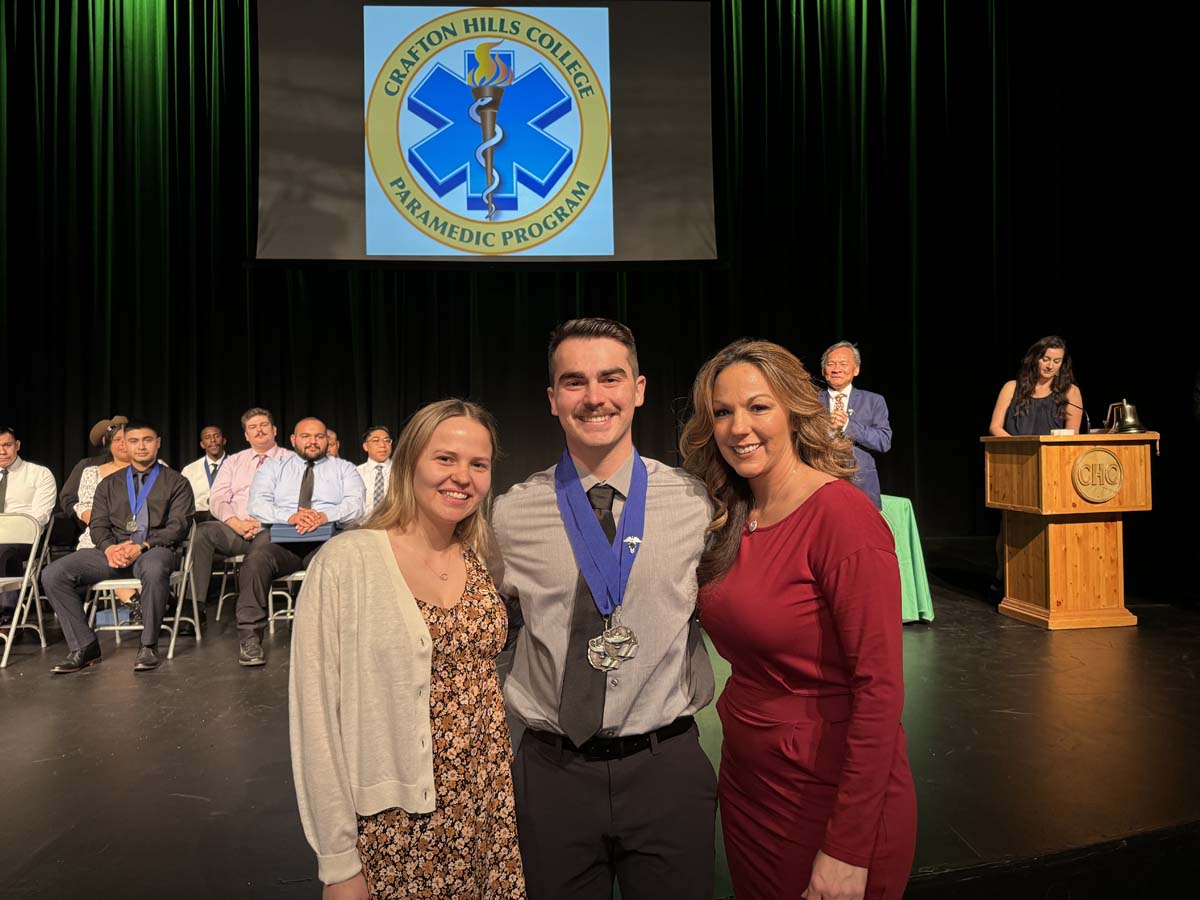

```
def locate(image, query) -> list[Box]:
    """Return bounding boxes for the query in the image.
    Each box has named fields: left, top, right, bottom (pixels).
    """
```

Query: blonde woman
left=680, top=340, right=916, bottom=900
left=290, top=399, right=525, bottom=900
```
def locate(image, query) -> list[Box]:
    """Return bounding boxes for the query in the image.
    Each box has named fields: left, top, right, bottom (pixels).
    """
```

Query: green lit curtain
left=2, top=1, right=1190, bottom=567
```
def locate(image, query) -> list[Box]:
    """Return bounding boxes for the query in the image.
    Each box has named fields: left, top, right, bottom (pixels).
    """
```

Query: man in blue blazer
left=821, top=341, right=892, bottom=509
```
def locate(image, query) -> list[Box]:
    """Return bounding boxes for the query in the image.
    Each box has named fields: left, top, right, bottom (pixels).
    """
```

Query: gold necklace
left=420, top=540, right=461, bottom=581
left=389, top=528, right=459, bottom=581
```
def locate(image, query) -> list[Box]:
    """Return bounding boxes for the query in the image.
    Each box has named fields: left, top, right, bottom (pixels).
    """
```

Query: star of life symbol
left=407, top=45, right=573, bottom=221
left=623, top=536, right=642, bottom=556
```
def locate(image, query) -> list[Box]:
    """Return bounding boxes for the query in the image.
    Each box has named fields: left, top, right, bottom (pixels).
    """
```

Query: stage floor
left=2, top=549, right=1198, bottom=899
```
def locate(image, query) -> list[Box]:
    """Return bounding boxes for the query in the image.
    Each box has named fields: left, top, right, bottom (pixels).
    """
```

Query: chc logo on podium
left=1072, top=449, right=1124, bottom=504
left=364, top=6, right=613, bottom=256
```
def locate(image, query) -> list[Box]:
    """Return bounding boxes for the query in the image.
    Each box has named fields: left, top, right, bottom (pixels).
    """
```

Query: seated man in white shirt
left=0, top=426, right=57, bottom=624
left=356, top=425, right=393, bottom=520
left=180, top=425, right=227, bottom=522
left=236, top=416, right=365, bottom=667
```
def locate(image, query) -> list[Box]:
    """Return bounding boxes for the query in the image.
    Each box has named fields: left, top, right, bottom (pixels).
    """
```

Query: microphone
left=1065, top=400, right=1090, bottom=433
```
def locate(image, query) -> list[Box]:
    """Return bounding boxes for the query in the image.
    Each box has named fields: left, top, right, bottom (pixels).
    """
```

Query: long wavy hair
left=1013, top=335, right=1075, bottom=419
left=361, top=399, right=500, bottom=559
left=680, top=340, right=857, bottom=586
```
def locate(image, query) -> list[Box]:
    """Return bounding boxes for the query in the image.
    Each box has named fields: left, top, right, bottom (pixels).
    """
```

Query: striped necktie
left=373, top=465, right=385, bottom=506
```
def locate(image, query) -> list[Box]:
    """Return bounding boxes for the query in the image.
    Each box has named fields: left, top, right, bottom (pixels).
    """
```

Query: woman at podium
left=986, top=336, right=1085, bottom=602
left=681, top=340, right=916, bottom=900
left=988, top=335, right=1084, bottom=436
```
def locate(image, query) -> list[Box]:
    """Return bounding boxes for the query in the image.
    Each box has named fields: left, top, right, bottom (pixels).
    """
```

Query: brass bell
left=1103, top=399, right=1147, bottom=433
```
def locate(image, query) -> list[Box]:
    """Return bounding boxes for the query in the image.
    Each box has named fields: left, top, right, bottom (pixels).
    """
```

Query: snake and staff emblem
left=467, top=42, right=514, bottom=220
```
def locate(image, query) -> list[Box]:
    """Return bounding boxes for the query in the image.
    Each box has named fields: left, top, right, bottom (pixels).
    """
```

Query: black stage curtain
left=1, top=2, right=1193, bottom=597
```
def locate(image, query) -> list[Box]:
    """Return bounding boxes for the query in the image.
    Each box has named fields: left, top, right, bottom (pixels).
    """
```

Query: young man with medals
left=491, top=318, right=718, bottom=899
left=43, top=419, right=195, bottom=673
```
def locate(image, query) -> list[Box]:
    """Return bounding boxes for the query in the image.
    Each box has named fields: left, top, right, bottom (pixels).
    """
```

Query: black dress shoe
left=133, top=645, right=160, bottom=672
left=51, top=641, right=103, bottom=674
left=238, top=637, right=265, bottom=667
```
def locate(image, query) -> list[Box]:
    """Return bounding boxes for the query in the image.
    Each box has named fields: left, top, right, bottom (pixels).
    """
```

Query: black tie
left=298, top=461, right=314, bottom=509
left=559, top=482, right=617, bottom=747
left=0, top=468, right=8, bottom=513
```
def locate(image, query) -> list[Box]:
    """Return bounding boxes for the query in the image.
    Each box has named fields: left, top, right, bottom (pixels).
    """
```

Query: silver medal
left=126, top=518, right=138, bottom=531
left=587, top=608, right=640, bottom=671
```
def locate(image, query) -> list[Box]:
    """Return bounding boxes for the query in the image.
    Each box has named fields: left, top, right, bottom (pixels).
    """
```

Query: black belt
left=527, top=716, right=694, bottom=761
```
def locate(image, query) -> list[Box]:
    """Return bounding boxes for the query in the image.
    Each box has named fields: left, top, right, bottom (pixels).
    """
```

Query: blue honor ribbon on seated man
left=554, top=446, right=647, bottom=672
left=125, top=465, right=161, bottom=533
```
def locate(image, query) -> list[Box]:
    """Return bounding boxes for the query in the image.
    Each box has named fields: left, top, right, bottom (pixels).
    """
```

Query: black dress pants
left=512, top=721, right=717, bottom=900
left=42, top=547, right=178, bottom=650
left=236, top=532, right=323, bottom=640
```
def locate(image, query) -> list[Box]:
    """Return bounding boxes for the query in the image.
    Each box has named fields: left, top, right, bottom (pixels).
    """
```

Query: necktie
left=559, top=482, right=617, bottom=747
left=0, top=468, right=8, bottom=513
left=254, top=454, right=266, bottom=469
left=834, top=392, right=846, bottom=413
left=132, top=472, right=150, bottom=543
left=298, top=461, right=315, bottom=510
left=373, top=465, right=385, bottom=506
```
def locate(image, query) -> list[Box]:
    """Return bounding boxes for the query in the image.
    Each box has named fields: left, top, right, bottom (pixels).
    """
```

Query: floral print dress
left=356, top=548, right=526, bottom=899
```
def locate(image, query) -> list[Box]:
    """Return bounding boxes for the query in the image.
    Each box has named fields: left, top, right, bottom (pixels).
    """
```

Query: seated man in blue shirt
left=237, top=416, right=365, bottom=667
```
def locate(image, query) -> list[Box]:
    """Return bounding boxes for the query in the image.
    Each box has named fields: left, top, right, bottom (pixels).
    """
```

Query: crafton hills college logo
left=365, top=8, right=611, bottom=255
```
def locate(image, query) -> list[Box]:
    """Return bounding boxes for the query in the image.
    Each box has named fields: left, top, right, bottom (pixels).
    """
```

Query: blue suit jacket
left=825, top=386, right=891, bottom=509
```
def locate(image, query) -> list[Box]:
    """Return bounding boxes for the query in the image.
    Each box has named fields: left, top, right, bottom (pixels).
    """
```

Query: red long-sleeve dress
left=699, top=480, right=917, bottom=899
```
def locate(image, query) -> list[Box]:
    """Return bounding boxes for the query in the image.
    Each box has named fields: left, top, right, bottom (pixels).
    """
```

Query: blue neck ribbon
left=126, top=464, right=161, bottom=522
left=554, top=446, right=648, bottom=617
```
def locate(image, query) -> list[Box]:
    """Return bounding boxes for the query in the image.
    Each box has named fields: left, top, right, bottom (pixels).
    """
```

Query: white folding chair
left=215, top=554, right=245, bottom=621
left=165, top=522, right=202, bottom=659
left=87, top=523, right=200, bottom=656
left=87, top=577, right=151, bottom=644
left=267, top=570, right=305, bottom=634
left=0, top=513, right=48, bottom=668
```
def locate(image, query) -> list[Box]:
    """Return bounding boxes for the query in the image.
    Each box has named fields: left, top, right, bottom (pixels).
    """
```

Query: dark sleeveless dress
left=1003, top=393, right=1064, bottom=435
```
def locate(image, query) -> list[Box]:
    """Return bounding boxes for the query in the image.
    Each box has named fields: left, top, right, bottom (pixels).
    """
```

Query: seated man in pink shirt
left=189, top=408, right=293, bottom=622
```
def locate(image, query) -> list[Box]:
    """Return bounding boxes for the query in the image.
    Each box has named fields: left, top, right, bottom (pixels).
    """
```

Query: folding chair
left=268, top=569, right=305, bottom=634
left=87, top=577, right=154, bottom=644
left=165, top=522, right=203, bottom=659
left=0, top=513, right=48, bottom=668
left=215, top=554, right=245, bottom=621
left=87, top=523, right=202, bottom=658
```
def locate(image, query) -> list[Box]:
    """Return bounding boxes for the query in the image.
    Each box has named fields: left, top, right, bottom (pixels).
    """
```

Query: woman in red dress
left=681, top=339, right=916, bottom=900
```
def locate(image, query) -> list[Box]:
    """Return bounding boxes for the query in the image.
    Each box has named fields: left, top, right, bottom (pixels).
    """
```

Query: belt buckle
left=583, top=738, right=621, bottom=761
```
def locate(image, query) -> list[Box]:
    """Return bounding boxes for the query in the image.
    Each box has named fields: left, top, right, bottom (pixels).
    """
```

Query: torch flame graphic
left=467, top=42, right=514, bottom=220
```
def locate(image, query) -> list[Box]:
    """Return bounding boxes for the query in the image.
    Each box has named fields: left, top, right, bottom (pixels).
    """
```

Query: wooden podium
left=981, top=433, right=1158, bottom=630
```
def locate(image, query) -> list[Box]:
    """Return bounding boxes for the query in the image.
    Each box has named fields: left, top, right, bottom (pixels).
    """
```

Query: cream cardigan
left=289, top=528, right=435, bottom=885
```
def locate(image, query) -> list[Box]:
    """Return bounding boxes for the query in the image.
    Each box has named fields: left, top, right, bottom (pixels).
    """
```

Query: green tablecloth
left=880, top=494, right=935, bottom=623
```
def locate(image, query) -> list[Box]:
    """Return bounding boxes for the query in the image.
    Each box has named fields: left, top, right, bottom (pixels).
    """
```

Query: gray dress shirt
left=492, top=451, right=716, bottom=737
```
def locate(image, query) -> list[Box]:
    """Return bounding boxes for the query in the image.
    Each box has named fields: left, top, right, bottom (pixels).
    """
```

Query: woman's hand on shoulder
left=801, top=849, right=868, bottom=900
left=323, top=871, right=368, bottom=900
